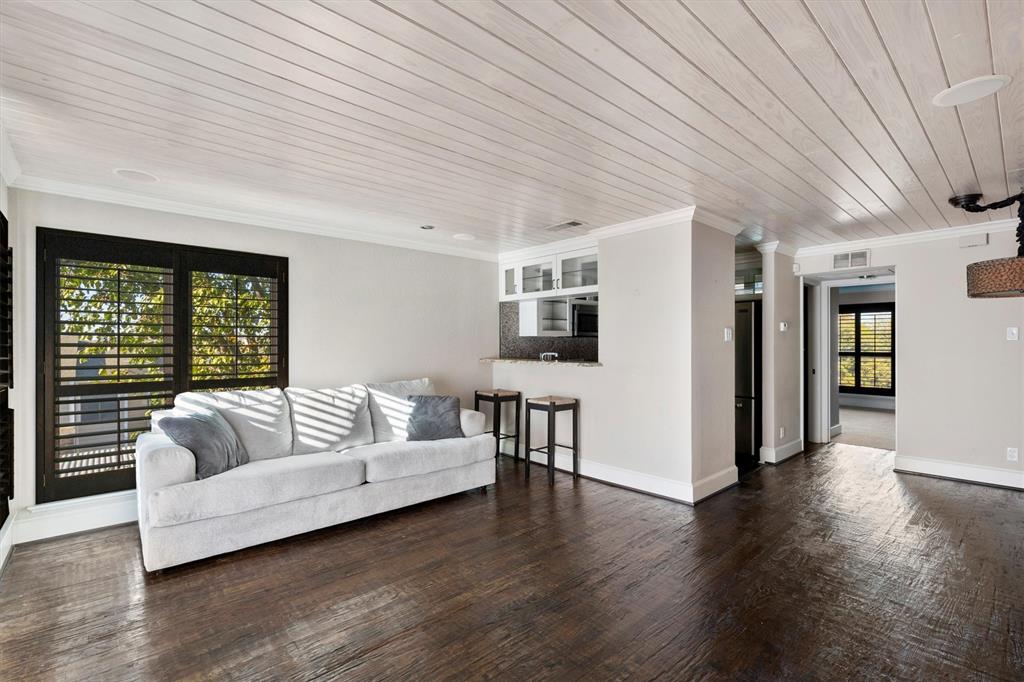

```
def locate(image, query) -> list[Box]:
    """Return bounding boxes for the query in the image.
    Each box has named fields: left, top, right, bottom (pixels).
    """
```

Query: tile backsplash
left=499, top=302, right=598, bottom=362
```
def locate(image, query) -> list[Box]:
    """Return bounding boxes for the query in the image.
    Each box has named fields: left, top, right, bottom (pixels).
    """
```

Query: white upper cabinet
left=499, top=246, right=598, bottom=301
left=556, top=248, right=599, bottom=297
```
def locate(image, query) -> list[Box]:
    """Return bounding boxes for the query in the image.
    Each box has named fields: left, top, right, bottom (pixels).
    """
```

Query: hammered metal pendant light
left=950, top=193, right=1024, bottom=298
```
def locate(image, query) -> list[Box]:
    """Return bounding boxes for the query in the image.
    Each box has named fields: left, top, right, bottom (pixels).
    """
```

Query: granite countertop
left=479, top=357, right=602, bottom=368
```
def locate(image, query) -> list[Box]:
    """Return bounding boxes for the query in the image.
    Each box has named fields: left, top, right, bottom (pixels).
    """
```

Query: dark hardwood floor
left=2, top=443, right=1022, bottom=680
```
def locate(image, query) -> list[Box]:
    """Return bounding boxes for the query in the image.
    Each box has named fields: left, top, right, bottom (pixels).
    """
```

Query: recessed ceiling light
left=932, top=75, right=1011, bottom=107
left=452, top=233, right=476, bottom=241
left=114, top=168, right=158, bottom=183
left=419, top=224, right=435, bottom=230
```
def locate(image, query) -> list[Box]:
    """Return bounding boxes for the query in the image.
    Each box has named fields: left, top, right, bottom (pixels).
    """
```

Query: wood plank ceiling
left=1, top=0, right=1021, bottom=254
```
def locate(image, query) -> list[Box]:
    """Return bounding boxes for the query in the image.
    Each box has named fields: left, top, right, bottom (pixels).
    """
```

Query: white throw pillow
left=364, top=378, right=435, bottom=442
left=285, top=385, right=373, bottom=455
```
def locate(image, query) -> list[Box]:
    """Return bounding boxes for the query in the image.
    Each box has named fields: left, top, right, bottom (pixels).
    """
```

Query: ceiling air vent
left=544, top=219, right=585, bottom=232
left=832, top=250, right=870, bottom=270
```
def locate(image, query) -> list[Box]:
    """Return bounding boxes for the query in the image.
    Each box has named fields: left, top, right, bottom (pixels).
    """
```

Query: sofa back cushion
left=174, top=388, right=293, bottom=461
left=365, top=377, right=435, bottom=442
left=284, top=385, right=374, bottom=455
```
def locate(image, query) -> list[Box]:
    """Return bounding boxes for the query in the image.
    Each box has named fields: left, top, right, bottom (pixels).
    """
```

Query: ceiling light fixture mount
left=950, top=192, right=1024, bottom=298
left=419, top=224, right=435, bottom=230
left=932, top=74, right=1011, bottom=107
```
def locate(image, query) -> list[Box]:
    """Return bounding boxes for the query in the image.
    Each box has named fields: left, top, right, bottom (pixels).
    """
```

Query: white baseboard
left=838, top=394, right=895, bottom=411
left=760, top=438, right=804, bottom=464
left=0, top=511, right=14, bottom=575
left=13, top=490, right=137, bottom=544
left=691, top=466, right=739, bottom=503
left=514, top=446, right=718, bottom=504
left=830, top=424, right=843, bottom=438
left=894, top=456, right=1024, bottom=491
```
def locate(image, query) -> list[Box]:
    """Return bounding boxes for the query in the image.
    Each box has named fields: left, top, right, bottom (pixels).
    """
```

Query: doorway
left=807, top=271, right=896, bottom=453
left=734, top=257, right=763, bottom=474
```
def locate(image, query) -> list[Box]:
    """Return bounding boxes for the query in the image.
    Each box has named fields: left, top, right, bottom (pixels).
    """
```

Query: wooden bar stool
left=474, top=389, right=522, bottom=460
left=525, top=396, right=579, bottom=484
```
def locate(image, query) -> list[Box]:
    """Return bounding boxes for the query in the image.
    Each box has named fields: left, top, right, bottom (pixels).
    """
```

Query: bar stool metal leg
left=547, top=403, right=556, bottom=485
left=525, top=405, right=532, bottom=479
left=572, top=400, right=579, bottom=479
left=492, top=400, right=501, bottom=459
left=514, top=395, right=521, bottom=461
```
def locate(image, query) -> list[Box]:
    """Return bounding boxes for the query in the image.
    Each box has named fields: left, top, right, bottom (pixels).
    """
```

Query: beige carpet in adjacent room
left=835, top=407, right=895, bottom=451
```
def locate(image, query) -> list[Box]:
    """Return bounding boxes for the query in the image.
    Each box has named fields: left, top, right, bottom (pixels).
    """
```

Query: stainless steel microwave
left=572, top=301, right=598, bottom=337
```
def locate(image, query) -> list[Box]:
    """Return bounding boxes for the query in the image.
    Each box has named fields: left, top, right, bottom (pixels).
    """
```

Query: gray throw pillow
left=406, top=395, right=465, bottom=441
left=160, top=410, right=249, bottom=479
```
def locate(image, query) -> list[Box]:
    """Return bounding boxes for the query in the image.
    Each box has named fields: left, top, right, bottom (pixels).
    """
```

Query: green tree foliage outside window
left=190, top=271, right=276, bottom=382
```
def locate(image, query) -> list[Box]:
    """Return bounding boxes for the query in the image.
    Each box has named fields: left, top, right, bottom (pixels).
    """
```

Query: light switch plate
left=1007, top=327, right=1019, bottom=341
left=724, top=327, right=733, bottom=342
left=779, top=321, right=789, bottom=332
left=1008, top=447, right=1019, bottom=463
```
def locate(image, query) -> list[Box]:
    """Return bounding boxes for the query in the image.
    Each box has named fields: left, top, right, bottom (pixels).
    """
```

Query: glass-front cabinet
left=557, top=248, right=599, bottom=296
left=499, top=246, right=598, bottom=301
left=502, top=264, right=517, bottom=298
left=520, top=257, right=556, bottom=296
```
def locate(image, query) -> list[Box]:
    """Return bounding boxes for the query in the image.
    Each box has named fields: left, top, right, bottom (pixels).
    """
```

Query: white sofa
left=135, top=379, right=494, bottom=571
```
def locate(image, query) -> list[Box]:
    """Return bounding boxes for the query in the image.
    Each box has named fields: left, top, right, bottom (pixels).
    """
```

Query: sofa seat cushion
left=343, top=433, right=492, bottom=482
left=175, top=388, right=293, bottom=461
left=148, top=451, right=365, bottom=527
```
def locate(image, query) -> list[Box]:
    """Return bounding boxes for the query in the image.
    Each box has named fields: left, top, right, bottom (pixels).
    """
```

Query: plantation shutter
left=837, top=303, right=895, bottom=396
left=39, top=233, right=177, bottom=501
left=38, top=230, right=288, bottom=502
left=184, top=249, right=286, bottom=392
left=0, top=212, right=12, bottom=528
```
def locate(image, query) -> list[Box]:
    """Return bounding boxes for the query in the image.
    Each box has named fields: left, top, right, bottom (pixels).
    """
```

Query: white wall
left=0, top=173, right=8, bottom=218
left=759, top=247, right=802, bottom=461
left=798, top=228, right=1024, bottom=488
left=690, top=221, right=735, bottom=483
left=9, top=190, right=498, bottom=514
left=492, top=218, right=737, bottom=503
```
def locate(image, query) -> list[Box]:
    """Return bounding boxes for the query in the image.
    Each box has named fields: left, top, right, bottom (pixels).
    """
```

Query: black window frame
left=0, top=210, right=12, bottom=528
left=837, top=302, right=895, bottom=397
left=36, top=228, right=288, bottom=503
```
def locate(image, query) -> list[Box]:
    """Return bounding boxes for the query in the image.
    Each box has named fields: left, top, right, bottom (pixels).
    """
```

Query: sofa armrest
left=135, top=433, right=196, bottom=528
left=460, top=408, right=487, bottom=437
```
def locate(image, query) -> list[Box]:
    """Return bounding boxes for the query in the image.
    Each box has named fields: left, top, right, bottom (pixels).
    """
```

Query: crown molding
left=0, top=123, right=22, bottom=185
left=588, top=206, right=699, bottom=239
left=755, top=240, right=796, bottom=257
left=497, top=205, right=746, bottom=263
left=687, top=206, right=746, bottom=236
left=794, top=217, right=1018, bottom=258
left=10, top=176, right=499, bottom=262
left=497, top=206, right=698, bottom=262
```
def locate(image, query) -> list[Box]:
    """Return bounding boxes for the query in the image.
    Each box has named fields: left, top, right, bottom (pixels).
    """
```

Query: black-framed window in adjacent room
left=838, top=303, right=894, bottom=397
left=36, top=228, right=288, bottom=503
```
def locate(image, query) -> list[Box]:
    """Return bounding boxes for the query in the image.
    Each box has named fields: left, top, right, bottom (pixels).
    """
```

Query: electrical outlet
left=779, top=426, right=786, bottom=440
left=1008, top=447, right=1019, bottom=463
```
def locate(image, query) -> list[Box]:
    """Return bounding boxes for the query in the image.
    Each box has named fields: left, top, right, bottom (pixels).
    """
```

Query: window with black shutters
left=838, top=303, right=894, bottom=396
left=0, top=211, right=12, bottom=529
left=37, top=229, right=287, bottom=502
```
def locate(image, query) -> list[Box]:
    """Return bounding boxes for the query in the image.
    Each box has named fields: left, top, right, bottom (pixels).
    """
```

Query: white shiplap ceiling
left=0, top=0, right=1021, bottom=256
